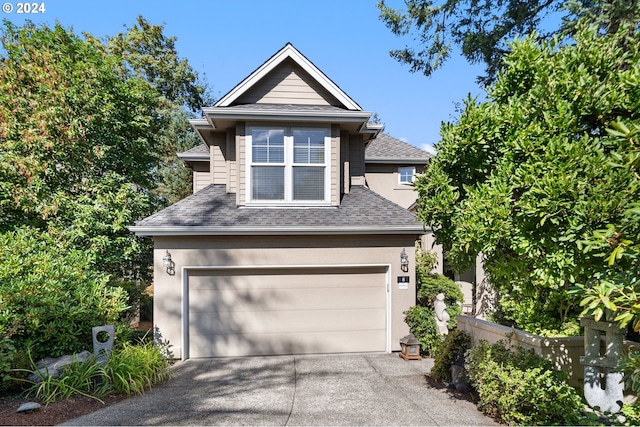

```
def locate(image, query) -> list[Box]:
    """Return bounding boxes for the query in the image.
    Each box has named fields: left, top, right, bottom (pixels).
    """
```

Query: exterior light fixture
left=162, top=250, right=175, bottom=275
left=400, top=248, right=409, bottom=272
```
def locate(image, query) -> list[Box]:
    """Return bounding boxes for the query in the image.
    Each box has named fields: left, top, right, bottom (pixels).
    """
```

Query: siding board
left=235, top=59, right=341, bottom=106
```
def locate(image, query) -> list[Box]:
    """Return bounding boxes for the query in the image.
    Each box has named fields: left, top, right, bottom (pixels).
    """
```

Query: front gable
left=188, top=43, right=383, bottom=209
left=234, top=58, right=343, bottom=107
left=216, top=43, right=361, bottom=110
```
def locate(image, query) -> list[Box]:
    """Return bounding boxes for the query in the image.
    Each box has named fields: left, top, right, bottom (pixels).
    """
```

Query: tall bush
left=430, top=329, right=471, bottom=382
left=415, top=21, right=640, bottom=332
left=0, top=227, right=128, bottom=360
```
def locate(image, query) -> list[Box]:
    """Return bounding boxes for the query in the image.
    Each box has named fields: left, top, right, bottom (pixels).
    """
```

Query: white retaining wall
left=457, top=315, right=640, bottom=387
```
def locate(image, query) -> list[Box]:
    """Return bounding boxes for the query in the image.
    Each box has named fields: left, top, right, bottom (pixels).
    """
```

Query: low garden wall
left=457, top=315, right=640, bottom=387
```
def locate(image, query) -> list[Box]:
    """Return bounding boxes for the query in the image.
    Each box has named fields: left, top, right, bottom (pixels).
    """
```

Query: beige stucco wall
left=153, top=234, right=419, bottom=359
left=365, top=164, right=426, bottom=210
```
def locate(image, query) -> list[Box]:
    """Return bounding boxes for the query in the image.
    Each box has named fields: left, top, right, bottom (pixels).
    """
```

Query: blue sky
left=3, top=0, right=486, bottom=152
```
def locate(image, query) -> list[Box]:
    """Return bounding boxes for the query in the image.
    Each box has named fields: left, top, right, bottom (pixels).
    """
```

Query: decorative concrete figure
left=580, top=317, right=625, bottom=414
left=92, top=324, right=115, bottom=366
left=434, top=293, right=450, bottom=336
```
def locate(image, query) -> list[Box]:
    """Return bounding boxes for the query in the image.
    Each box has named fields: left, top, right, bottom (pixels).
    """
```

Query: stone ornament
left=434, top=293, right=450, bottom=336
left=26, top=351, right=91, bottom=382
left=92, top=324, right=115, bottom=366
left=16, top=402, right=41, bottom=413
left=580, top=317, right=624, bottom=414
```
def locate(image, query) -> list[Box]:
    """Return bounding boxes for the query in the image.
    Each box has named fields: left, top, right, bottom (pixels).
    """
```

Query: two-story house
left=130, top=43, right=431, bottom=359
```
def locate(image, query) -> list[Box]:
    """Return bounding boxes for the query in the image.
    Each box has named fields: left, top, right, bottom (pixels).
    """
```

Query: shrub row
left=463, top=338, right=583, bottom=425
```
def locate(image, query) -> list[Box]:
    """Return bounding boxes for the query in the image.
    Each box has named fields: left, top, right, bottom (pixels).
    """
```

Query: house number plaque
left=397, top=276, right=410, bottom=289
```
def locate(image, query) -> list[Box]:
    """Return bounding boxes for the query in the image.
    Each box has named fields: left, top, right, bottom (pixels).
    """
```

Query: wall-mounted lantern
left=399, top=333, right=422, bottom=361
left=400, top=248, right=409, bottom=272
left=162, top=250, right=175, bottom=275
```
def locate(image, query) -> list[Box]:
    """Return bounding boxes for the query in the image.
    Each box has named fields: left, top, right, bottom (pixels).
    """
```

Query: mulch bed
left=0, top=394, right=127, bottom=426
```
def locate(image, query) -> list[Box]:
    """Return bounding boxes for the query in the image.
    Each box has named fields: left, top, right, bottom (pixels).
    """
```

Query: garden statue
left=434, top=293, right=450, bottom=336
left=580, top=317, right=624, bottom=414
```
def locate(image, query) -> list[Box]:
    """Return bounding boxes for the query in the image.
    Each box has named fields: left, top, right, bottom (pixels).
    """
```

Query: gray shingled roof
left=177, top=144, right=208, bottom=160
left=130, top=185, right=424, bottom=236
left=365, top=134, right=431, bottom=163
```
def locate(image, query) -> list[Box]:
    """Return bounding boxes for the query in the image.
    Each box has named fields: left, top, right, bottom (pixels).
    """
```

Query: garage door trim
left=181, top=264, right=392, bottom=360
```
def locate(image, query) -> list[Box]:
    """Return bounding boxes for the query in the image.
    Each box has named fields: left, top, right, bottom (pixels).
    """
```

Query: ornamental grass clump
left=465, top=340, right=583, bottom=425
left=106, top=341, right=173, bottom=396
left=16, top=340, right=173, bottom=403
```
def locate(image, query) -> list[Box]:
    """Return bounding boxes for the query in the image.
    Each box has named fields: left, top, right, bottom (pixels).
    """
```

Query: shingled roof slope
left=131, top=185, right=424, bottom=235
left=178, top=144, right=208, bottom=159
left=365, top=134, right=431, bottom=162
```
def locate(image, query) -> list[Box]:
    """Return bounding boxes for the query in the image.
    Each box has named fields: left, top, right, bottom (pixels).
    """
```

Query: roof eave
left=365, top=157, right=431, bottom=164
left=201, top=107, right=372, bottom=123
left=128, top=225, right=426, bottom=237
left=177, top=153, right=209, bottom=162
left=189, top=118, right=213, bottom=145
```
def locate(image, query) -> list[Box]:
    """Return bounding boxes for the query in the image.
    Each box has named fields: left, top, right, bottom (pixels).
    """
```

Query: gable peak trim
left=214, top=43, right=362, bottom=111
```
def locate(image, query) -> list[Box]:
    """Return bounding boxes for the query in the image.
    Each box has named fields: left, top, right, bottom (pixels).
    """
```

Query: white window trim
left=398, top=166, right=416, bottom=185
left=246, top=125, right=331, bottom=206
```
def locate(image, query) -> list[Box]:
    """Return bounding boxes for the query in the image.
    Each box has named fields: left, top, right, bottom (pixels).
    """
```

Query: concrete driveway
left=62, top=353, right=497, bottom=426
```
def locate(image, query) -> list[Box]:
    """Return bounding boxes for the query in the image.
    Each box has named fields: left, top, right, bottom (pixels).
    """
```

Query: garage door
left=186, top=266, right=388, bottom=358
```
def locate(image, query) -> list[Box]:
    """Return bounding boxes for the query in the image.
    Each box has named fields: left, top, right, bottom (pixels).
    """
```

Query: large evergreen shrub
left=0, top=228, right=128, bottom=361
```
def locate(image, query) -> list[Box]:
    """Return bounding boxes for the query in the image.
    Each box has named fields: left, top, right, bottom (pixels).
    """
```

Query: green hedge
left=465, top=340, right=583, bottom=425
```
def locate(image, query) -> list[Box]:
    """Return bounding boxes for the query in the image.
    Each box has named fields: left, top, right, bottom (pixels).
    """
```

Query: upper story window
left=247, top=126, right=330, bottom=205
left=398, top=166, right=416, bottom=185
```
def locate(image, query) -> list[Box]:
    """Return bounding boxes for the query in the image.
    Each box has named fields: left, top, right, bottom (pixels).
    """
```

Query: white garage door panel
left=190, top=330, right=386, bottom=359
left=187, top=266, right=388, bottom=357
left=188, top=268, right=382, bottom=290
left=189, top=286, right=386, bottom=312
left=190, top=308, right=386, bottom=334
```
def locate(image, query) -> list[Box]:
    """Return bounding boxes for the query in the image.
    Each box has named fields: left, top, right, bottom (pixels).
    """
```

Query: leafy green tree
left=105, top=16, right=213, bottom=204
left=576, top=122, right=640, bottom=327
left=377, top=0, right=640, bottom=85
left=415, top=21, right=640, bottom=334
left=0, top=20, right=164, bottom=358
left=106, top=16, right=205, bottom=112
left=153, top=109, right=202, bottom=204
left=0, top=21, right=162, bottom=280
left=0, top=18, right=211, bottom=360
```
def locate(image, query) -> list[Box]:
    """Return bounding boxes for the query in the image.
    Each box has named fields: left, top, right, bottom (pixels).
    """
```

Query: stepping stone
left=17, top=402, right=41, bottom=413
